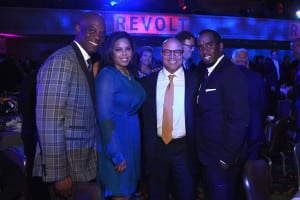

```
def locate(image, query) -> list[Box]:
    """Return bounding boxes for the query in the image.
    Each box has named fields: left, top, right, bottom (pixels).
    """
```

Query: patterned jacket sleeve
left=36, top=54, right=72, bottom=182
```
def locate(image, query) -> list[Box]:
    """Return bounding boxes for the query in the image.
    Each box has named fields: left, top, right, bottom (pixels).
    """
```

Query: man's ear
left=75, top=24, right=81, bottom=33
left=219, top=42, right=224, bottom=52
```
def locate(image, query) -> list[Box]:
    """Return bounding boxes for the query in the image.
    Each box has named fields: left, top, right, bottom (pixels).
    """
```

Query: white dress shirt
left=272, top=58, right=280, bottom=80
left=74, top=40, right=91, bottom=67
left=156, top=67, right=186, bottom=139
left=197, top=55, right=224, bottom=104
left=207, top=55, right=224, bottom=76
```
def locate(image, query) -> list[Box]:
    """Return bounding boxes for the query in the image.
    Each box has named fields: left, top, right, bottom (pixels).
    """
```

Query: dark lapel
left=199, top=57, right=225, bottom=93
left=184, top=70, right=191, bottom=115
left=184, top=70, right=195, bottom=134
left=71, top=42, right=96, bottom=109
left=152, top=73, right=159, bottom=123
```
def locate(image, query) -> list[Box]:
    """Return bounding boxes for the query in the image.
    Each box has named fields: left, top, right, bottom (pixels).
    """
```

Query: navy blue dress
left=95, top=66, right=146, bottom=197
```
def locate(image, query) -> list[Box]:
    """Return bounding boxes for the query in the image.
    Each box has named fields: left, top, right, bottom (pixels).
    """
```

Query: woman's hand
left=115, top=160, right=126, bottom=173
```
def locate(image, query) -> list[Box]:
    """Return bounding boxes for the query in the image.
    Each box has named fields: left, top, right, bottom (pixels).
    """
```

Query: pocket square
left=205, top=88, right=216, bottom=92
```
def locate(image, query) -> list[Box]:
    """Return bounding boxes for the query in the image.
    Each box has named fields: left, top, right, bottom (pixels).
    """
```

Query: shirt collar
left=74, top=40, right=91, bottom=62
left=162, top=66, right=184, bottom=78
left=207, top=54, right=224, bottom=75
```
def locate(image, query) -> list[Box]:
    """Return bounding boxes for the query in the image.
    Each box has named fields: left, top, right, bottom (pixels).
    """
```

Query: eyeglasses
left=183, top=43, right=196, bottom=50
left=197, top=42, right=216, bottom=51
left=86, top=25, right=106, bottom=38
left=162, top=49, right=183, bottom=57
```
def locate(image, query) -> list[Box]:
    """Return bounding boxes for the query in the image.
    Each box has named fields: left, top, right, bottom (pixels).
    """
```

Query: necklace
left=118, top=68, right=131, bottom=80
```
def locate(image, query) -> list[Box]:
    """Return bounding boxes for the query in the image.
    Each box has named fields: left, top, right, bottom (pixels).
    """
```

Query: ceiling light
left=296, top=9, right=300, bottom=18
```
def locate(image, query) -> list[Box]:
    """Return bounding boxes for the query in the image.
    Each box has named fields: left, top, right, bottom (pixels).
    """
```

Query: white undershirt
left=272, top=59, right=280, bottom=80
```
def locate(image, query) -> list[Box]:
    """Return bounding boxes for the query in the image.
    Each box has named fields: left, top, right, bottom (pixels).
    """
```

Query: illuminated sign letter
left=115, top=15, right=126, bottom=31
left=141, top=17, right=152, bottom=31
left=114, top=13, right=190, bottom=35
left=155, top=17, right=165, bottom=31
left=130, top=16, right=138, bottom=31
left=170, top=18, right=177, bottom=31
left=178, top=18, right=189, bottom=30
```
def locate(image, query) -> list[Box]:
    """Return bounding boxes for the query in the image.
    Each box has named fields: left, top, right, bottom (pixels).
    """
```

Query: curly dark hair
left=101, top=31, right=137, bottom=68
left=175, top=30, right=195, bottom=43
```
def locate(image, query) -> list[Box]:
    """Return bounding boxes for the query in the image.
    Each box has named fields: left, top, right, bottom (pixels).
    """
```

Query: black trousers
left=146, top=137, right=196, bottom=200
left=201, top=163, right=241, bottom=200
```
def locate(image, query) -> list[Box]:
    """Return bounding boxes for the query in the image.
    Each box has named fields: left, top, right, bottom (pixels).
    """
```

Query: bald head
left=161, top=38, right=184, bottom=74
left=75, top=12, right=106, bottom=55
left=78, top=12, right=105, bottom=28
left=162, top=38, right=182, bottom=49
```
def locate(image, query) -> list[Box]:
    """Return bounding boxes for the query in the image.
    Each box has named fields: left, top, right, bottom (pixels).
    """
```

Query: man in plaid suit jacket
left=32, top=12, right=106, bottom=199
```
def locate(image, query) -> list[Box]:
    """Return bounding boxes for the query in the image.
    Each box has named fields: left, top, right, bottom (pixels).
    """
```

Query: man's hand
left=220, top=160, right=229, bottom=170
left=55, top=176, right=72, bottom=198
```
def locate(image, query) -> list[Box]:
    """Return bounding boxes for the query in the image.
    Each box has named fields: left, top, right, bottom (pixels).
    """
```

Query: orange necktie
left=162, top=74, right=175, bottom=144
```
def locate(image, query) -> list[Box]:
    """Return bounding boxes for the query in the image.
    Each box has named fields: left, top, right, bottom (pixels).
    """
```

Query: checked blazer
left=33, top=42, right=98, bottom=182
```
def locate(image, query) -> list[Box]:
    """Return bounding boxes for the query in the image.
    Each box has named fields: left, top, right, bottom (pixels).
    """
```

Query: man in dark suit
left=140, top=38, right=199, bottom=200
left=264, top=49, right=281, bottom=116
left=195, top=29, right=249, bottom=200
left=291, top=38, right=300, bottom=142
left=175, top=30, right=198, bottom=71
left=33, top=12, right=106, bottom=199
left=231, top=48, right=267, bottom=160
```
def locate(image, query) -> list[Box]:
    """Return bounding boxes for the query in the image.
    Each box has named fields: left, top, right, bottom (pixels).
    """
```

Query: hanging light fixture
left=178, top=0, right=187, bottom=11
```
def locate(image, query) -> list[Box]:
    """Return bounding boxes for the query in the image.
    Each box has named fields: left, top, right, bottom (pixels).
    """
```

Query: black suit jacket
left=140, top=69, right=200, bottom=176
left=264, top=58, right=280, bottom=89
left=239, top=67, right=267, bottom=141
left=196, top=57, right=249, bottom=166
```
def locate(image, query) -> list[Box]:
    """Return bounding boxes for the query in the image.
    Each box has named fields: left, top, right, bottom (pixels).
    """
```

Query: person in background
left=195, top=29, right=249, bottom=200
left=290, top=37, right=300, bottom=142
left=231, top=48, right=267, bottom=160
left=175, top=30, right=198, bottom=71
left=95, top=31, right=146, bottom=200
left=32, top=12, right=106, bottom=199
left=280, top=55, right=293, bottom=86
left=252, top=55, right=265, bottom=76
left=19, top=51, right=53, bottom=200
left=135, top=46, right=160, bottom=79
left=140, top=38, right=199, bottom=200
left=264, top=49, right=281, bottom=117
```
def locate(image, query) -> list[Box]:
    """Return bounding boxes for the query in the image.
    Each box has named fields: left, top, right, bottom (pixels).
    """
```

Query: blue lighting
left=110, top=1, right=118, bottom=6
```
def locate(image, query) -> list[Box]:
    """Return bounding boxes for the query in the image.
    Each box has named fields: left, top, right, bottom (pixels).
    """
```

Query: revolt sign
left=289, top=22, right=300, bottom=39
left=113, top=13, right=190, bottom=35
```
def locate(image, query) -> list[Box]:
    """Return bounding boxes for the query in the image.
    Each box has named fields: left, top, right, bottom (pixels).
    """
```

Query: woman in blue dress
left=95, top=31, right=146, bottom=200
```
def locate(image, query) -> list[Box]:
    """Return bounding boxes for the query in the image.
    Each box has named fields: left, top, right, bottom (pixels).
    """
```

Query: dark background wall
left=0, top=0, right=299, bottom=19
left=0, top=0, right=298, bottom=62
